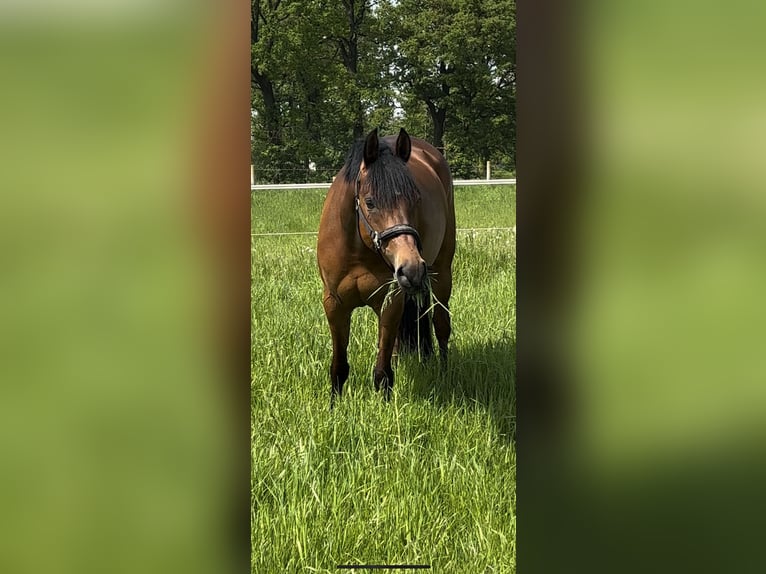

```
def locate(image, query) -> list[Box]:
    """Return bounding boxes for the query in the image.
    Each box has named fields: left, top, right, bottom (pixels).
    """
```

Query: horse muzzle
left=394, top=259, right=427, bottom=294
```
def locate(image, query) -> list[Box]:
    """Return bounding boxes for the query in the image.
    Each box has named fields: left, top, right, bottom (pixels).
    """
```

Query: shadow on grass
left=402, top=335, right=516, bottom=443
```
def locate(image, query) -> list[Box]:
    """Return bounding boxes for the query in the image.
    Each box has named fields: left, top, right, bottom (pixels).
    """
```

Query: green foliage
left=251, top=0, right=515, bottom=183
left=445, top=145, right=483, bottom=179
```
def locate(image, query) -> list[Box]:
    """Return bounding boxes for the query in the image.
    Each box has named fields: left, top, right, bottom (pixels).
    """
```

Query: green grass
left=252, top=185, right=516, bottom=572
left=250, top=185, right=516, bottom=234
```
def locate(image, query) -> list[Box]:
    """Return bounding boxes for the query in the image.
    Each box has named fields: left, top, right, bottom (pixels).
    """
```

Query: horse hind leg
left=431, top=273, right=452, bottom=363
left=432, top=304, right=451, bottom=364
left=323, top=293, right=351, bottom=409
left=330, top=355, right=350, bottom=409
left=397, top=296, right=434, bottom=358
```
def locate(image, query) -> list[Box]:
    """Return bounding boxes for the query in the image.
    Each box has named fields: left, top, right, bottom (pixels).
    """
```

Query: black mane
left=342, top=138, right=419, bottom=209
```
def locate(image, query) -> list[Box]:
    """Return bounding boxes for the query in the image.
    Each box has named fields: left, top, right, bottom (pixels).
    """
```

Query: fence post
left=251, top=165, right=255, bottom=186
left=486, top=161, right=491, bottom=180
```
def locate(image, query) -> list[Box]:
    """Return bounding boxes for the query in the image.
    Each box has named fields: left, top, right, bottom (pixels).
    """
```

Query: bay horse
left=317, top=128, right=456, bottom=407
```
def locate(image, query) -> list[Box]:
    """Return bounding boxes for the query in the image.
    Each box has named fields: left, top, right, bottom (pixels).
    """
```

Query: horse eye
left=364, top=198, right=376, bottom=210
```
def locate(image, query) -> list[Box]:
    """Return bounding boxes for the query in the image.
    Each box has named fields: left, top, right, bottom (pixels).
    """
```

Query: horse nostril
left=395, top=266, right=412, bottom=289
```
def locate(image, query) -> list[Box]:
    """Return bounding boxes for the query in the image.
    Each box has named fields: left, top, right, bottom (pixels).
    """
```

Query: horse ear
left=395, top=128, right=411, bottom=162
left=363, top=128, right=379, bottom=166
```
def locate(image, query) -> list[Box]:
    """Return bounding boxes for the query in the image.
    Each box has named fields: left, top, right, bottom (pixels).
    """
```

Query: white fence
left=251, top=178, right=515, bottom=191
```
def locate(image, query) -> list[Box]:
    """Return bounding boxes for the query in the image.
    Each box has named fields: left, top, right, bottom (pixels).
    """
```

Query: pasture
left=251, top=185, right=516, bottom=572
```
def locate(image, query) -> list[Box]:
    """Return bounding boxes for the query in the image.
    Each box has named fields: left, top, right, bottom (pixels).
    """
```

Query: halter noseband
left=354, top=172, right=422, bottom=265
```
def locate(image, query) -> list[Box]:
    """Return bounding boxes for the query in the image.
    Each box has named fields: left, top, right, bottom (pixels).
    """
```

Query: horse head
left=356, top=127, right=427, bottom=295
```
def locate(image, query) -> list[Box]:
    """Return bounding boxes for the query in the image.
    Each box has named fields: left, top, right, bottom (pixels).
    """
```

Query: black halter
left=354, top=172, right=422, bottom=267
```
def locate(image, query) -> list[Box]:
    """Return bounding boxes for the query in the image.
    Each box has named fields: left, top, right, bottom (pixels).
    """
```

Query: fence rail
left=251, top=226, right=516, bottom=238
left=251, top=178, right=516, bottom=191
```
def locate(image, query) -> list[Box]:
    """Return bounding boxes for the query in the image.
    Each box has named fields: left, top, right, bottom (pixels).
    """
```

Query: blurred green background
left=575, top=0, right=766, bottom=474
left=0, top=4, right=240, bottom=574
left=542, top=1, right=766, bottom=571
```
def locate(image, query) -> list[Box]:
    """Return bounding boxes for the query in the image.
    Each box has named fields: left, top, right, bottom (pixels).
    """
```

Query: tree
left=251, top=0, right=283, bottom=151
left=252, top=0, right=384, bottom=182
left=251, top=0, right=516, bottom=183
left=448, top=0, right=516, bottom=171
left=381, top=0, right=515, bottom=171
left=252, top=0, right=342, bottom=182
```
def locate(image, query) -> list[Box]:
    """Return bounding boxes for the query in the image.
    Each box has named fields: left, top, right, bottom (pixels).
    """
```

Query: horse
left=317, top=127, right=456, bottom=407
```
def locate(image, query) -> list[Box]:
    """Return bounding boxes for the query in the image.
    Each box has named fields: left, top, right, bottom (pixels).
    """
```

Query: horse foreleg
left=323, top=293, right=351, bottom=409
left=373, top=296, right=404, bottom=401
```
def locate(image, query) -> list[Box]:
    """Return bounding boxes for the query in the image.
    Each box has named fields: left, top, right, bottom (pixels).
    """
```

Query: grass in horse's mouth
left=370, top=272, right=450, bottom=320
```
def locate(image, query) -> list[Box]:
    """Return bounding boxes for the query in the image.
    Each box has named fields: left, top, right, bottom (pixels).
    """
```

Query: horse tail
left=398, top=296, right=434, bottom=358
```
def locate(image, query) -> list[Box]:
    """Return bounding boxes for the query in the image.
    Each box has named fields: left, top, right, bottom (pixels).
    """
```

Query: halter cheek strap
left=354, top=172, right=422, bottom=264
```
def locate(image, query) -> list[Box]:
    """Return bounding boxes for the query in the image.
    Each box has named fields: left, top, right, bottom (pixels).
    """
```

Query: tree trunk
left=353, top=99, right=365, bottom=140
left=339, top=0, right=366, bottom=139
left=253, top=72, right=281, bottom=146
left=426, top=100, right=447, bottom=152
left=423, top=61, right=451, bottom=153
left=251, top=0, right=282, bottom=147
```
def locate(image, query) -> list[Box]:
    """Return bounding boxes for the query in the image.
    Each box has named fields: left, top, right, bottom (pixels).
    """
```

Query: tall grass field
left=252, top=185, right=516, bottom=572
